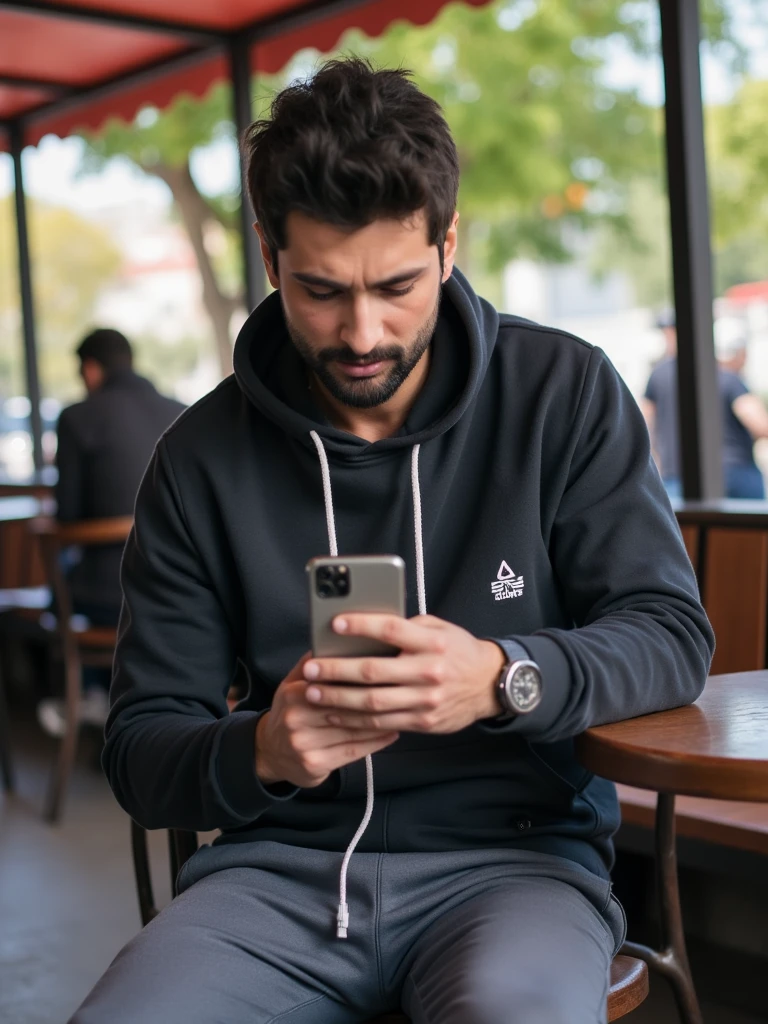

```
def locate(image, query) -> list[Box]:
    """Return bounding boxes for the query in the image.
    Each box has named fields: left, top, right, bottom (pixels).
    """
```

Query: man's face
left=259, top=210, right=457, bottom=409
left=79, top=357, right=105, bottom=395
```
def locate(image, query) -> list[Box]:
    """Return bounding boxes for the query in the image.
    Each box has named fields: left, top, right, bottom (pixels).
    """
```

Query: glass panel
left=702, top=0, right=768, bottom=498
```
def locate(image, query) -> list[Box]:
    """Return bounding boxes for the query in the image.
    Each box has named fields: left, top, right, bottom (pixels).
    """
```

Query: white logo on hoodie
left=491, top=560, right=525, bottom=601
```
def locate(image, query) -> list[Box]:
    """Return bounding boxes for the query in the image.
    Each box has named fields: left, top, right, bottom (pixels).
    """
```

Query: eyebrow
left=291, top=267, right=428, bottom=290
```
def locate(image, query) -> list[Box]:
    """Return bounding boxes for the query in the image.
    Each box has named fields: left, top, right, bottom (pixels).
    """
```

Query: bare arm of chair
left=30, top=515, right=133, bottom=547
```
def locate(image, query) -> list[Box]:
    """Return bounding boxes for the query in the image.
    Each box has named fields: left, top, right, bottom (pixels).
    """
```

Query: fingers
left=330, top=613, right=447, bottom=654
left=305, top=653, right=444, bottom=688
left=306, top=679, right=429, bottom=714
left=285, top=652, right=313, bottom=682
left=322, top=731, right=400, bottom=772
left=324, top=709, right=434, bottom=732
left=303, top=725, right=400, bottom=750
left=296, top=730, right=400, bottom=784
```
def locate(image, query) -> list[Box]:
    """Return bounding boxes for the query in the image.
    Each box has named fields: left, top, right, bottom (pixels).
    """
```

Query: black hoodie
left=104, top=269, right=714, bottom=879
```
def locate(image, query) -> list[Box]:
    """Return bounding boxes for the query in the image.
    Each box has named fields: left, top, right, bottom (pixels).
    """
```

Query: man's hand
left=255, top=653, right=400, bottom=789
left=302, top=614, right=506, bottom=735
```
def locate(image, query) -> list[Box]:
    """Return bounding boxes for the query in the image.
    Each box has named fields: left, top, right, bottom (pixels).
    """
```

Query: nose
left=339, top=294, right=384, bottom=355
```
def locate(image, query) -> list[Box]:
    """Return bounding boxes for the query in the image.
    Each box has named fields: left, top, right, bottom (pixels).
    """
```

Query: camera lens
left=336, top=576, right=350, bottom=596
left=317, top=566, right=333, bottom=582
left=317, top=581, right=336, bottom=599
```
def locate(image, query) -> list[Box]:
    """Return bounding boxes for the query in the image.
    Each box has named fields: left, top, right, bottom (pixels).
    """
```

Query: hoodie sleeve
left=102, top=440, right=298, bottom=831
left=482, top=346, right=714, bottom=743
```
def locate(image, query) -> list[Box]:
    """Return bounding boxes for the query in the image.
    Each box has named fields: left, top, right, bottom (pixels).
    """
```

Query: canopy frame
left=1, top=0, right=725, bottom=499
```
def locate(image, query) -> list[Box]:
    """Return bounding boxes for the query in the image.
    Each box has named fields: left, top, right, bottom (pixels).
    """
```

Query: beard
left=283, top=298, right=440, bottom=409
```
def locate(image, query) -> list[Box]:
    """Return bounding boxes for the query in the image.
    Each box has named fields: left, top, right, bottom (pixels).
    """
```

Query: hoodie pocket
left=521, top=739, right=592, bottom=798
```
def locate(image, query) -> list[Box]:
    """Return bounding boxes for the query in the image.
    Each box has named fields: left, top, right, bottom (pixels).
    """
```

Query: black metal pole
left=229, top=35, right=265, bottom=312
left=9, top=120, right=44, bottom=474
left=659, top=0, right=722, bottom=499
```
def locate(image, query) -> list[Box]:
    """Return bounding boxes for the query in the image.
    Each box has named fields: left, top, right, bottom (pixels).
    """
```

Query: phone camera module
left=315, top=564, right=350, bottom=599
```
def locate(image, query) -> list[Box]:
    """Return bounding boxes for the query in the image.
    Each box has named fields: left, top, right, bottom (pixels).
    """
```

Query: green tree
left=79, top=84, right=265, bottom=376
left=78, top=0, right=739, bottom=354
left=706, top=77, right=768, bottom=292
left=0, top=196, right=121, bottom=402
left=590, top=175, right=672, bottom=309
left=355, top=0, right=662, bottom=274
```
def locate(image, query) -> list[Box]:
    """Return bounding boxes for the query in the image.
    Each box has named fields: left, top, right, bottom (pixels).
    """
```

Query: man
left=642, top=313, right=768, bottom=499
left=38, top=329, right=184, bottom=737
left=712, top=318, right=768, bottom=498
left=73, top=61, right=713, bottom=1023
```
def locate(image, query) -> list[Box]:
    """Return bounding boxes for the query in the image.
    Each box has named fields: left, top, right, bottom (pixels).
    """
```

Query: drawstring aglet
left=337, top=901, right=349, bottom=939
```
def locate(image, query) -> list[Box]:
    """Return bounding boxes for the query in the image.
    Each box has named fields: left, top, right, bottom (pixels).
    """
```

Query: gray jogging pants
left=71, top=841, right=626, bottom=1024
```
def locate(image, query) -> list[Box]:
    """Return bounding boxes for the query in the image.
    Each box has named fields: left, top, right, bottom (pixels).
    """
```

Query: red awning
left=724, top=280, right=768, bottom=305
left=0, top=0, right=491, bottom=148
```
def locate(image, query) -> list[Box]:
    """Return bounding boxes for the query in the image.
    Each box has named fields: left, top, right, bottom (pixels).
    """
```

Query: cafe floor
left=1, top=717, right=765, bottom=1024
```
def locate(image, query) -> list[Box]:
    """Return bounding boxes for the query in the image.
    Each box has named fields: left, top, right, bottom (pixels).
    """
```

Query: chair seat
left=607, top=955, right=649, bottom=1021
left=76, top=627, right=118, bottom=649
left=364, top=955, right=648, bottom=1023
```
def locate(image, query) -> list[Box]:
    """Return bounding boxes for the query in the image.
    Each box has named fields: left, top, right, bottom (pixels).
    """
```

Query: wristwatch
left=496, top=658, right=543, bottom=718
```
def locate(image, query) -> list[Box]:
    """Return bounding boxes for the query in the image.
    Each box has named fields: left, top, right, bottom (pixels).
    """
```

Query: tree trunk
left=149, top=160, right=242, bottom=378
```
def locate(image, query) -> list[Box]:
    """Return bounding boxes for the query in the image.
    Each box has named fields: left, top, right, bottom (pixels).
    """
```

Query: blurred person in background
left=37, top=328, right=185, bottom=738
left=641, top=312, right=768, bottom=500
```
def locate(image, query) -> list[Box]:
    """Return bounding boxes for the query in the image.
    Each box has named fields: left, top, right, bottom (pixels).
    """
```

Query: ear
left=254, top=222, right=280, bottom=290
left=441, top=211, right=459, bottom=283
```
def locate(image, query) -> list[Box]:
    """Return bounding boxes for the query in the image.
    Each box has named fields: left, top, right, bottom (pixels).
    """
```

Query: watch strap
left=490, top=638, right=531, bottom=664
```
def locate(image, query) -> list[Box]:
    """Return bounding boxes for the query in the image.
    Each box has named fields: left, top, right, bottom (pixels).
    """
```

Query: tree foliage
left=707, top=77, right=768, bottom=244
left=74, top=0, right=752, bottom=354
left=0, top=196, right=121, bottom=400
left=354, top=0, right=663, bottom=268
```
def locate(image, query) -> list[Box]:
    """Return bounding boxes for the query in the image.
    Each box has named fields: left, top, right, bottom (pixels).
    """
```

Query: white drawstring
left=411, top=444, right=427, bottom=617
left=308, top=430, right=426, bottom=938
left=310, top=431, right=338, bottom=558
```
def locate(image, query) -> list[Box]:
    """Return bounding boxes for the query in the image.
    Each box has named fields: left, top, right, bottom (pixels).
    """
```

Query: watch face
left=510, top=665, right=541, bottom=712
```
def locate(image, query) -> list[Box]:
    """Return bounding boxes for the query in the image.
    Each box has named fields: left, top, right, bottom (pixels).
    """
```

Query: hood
left=232, top=267, right=499, bottom=458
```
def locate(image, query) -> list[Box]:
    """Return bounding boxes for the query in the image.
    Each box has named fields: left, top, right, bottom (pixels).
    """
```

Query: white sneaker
left=37, top=690, right=110, bottom=739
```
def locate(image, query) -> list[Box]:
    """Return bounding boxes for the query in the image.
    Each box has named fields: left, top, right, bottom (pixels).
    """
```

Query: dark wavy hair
left=244, top=58, right=459, bottom=270
left=76, top=328, right=133, bottom=372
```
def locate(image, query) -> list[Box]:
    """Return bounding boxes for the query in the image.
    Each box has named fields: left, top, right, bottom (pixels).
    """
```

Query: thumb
left=286, top=652, right=313, bottom=683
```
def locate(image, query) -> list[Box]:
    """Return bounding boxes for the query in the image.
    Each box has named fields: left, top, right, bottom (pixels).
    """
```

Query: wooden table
left=0, top=495, right=54, bottom=589
left=576, top=672, right=768, bottom=1024
left=0, top=466, right=57, bottom=498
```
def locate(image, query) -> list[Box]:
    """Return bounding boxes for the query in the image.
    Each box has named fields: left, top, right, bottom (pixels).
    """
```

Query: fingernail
left=304, top=662, right=319, bottom=679
left=334, top=617, right=348, bottom=633
left=306, top=687, right=322, bottom=702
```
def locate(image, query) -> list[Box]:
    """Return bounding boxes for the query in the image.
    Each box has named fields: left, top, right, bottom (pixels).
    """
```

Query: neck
left=311, top=347, right=432, bottom=444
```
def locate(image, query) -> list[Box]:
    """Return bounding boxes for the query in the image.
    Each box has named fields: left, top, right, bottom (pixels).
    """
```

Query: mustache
left=318, top=346, right=403, bottom=366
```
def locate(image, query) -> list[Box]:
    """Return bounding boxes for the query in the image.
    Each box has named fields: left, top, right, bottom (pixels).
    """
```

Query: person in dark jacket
left=38, top=328, right=184, bottom=738
left=641, top=313, right=768, bottom=499
left=72, top=61, right=713, bottom=1024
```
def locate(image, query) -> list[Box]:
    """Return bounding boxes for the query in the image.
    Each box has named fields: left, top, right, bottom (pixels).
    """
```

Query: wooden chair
left=0, top=494, right=54, bottom=794
left=130, top=822, right=648, bottom=1020
left=31, top=515, right=133, bottom=822
left=0, top=653, right=14, bottom=793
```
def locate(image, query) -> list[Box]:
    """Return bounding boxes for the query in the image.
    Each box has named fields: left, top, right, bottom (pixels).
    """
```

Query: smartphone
left=306, top=554, right=406, bottom=658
